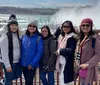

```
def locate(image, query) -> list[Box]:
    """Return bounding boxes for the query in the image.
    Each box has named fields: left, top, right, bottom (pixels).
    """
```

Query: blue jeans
left=1, top=62, right=12, bottom=85
left=22, top=67, right=36, bottom=85
left=40, top=71, right=54, bottom=85
left=2, top=63, right=22, bottom=85
left=81, top=83, right=91, bottom=85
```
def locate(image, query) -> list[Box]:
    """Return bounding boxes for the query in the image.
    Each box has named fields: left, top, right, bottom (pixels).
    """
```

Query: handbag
left=79, top=69, right=87, bottom=78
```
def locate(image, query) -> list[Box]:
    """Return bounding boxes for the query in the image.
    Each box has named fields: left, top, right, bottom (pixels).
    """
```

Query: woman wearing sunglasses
left=20, top=21, right=43, bottom=85
left=75, top=18, right=100, bottom=85
left=55, top=21, right=77, bottom=85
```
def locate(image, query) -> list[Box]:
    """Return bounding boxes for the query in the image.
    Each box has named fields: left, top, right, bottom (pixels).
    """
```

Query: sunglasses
left=63, top=26, right=70, bottom=28
left=81, top=24, right=90, bottom=27
left=28, top=25, right=36, bottom=28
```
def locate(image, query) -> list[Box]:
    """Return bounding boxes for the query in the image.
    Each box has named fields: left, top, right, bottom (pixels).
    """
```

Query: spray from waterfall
left=51, top=0, right=100, bottom=30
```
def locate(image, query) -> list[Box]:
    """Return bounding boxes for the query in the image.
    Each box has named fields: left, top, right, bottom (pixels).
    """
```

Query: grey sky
left=0, top=0, right=99, bottom=8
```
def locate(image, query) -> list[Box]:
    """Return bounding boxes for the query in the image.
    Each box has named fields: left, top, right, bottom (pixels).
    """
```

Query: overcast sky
left=0, top=0, right=99, bottom=8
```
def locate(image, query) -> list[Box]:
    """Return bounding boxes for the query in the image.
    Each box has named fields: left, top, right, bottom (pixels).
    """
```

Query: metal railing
left=0, top=66, right=100, bottom=85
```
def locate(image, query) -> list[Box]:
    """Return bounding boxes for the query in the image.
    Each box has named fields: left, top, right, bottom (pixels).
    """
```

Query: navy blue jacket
left=59, top=37, right=77, bottom=83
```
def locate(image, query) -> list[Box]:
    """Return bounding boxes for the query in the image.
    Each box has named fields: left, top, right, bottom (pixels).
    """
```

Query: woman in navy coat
left=55, top=21, right=77, bottom=85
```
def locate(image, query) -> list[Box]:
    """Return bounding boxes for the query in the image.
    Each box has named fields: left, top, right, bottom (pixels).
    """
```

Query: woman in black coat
left=55, top=21, right=77, bottom=85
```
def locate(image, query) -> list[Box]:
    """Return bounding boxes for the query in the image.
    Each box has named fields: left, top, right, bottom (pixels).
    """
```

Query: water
left=0, top=14, right=53, bottom=31
left=0, top=5, right=100, bottom=32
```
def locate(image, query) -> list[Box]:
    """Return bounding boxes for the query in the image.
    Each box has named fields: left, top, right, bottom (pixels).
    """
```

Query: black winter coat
left=59, top=36, right=77, bottom=83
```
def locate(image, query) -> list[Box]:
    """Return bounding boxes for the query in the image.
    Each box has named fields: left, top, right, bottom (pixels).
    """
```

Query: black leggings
left=22, top=67, right=36, bottom=85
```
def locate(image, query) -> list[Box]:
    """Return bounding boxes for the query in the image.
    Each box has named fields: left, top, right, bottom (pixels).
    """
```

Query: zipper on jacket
left=24, top=37, right=30, bottom=66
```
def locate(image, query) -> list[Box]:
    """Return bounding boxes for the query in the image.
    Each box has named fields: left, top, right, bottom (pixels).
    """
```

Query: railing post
left=39, top=78, right=41, bottom=85
left=74, top=79, right=76, bottom=85
left=78, top=77, right=80, bottom=85
left=15, top=80, right=18, bottom=85
left=39, top=69, right=41, bottom=85
left=99, top=80, right=100, bottom=85
left=95, top=82, right=97, bottom=85
left=0, top=64, right=3, bottom=79
left=57, top=72, right=59, bottom=85
left=34, top=71, right=36, bottom=85
left=20, top=76, right=22, bottom=85
left=91, top=82, right=93, bottom=85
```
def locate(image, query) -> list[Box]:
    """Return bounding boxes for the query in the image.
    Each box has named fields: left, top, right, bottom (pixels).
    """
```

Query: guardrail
left=0, top=65, right=100, bottom=85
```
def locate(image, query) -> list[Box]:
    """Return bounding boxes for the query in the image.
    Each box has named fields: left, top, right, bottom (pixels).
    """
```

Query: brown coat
left=80, top=35, right=100, bottom=84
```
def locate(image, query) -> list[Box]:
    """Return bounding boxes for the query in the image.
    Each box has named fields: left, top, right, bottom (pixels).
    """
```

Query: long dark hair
left=79, top=25, right=95, bottom=42
left=6, top=25, right=20, bottom=65
left=41, top=25, right=52, bottom=40
left=61, top=20, right=76, bottom=36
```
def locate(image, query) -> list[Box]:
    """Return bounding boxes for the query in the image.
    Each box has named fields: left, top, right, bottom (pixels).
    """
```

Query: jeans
left=40, top=71, right=54, bottom=85
left=81, top=83, right=91, bottom=85
left=1, top=63, right=12, bottom=85
left=22, top=67, right=36, bottom=85
left=2, top=63, right=22, bottom=85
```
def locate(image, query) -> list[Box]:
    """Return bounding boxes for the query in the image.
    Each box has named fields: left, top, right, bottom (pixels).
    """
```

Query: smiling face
left=10, top=24, right=18, bottom=32
left=28, top=24, right=36, bottom=34
left=80, top=23, right=91, bottom=34
left=62, top=22, right=71, bottom=34
left=41, top=27, right=49, bottom=37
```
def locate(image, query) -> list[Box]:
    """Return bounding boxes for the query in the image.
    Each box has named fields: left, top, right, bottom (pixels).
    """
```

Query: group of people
left=0, top=14, right=100, bottom=85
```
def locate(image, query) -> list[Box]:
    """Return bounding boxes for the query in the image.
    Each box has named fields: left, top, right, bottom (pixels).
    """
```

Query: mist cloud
left=51, top=3, right=100, bottom=29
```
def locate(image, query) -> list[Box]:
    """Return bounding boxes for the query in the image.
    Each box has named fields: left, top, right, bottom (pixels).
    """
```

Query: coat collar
left=85, top=34, right=97, bottom=43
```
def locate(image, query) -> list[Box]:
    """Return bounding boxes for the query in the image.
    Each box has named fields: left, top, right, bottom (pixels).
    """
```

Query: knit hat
left=81, top=18, right=93, bottom=27
left=9, top=14, right=17, bottom=20
left=7, top=20, right=18, bottom=26
left=28, top=20, right=38, bottom=27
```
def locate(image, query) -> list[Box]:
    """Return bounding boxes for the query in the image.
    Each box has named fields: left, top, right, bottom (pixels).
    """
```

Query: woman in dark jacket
left=56, top=21, right=77, bottom=85
left=39, top=25, right=57, bottom=85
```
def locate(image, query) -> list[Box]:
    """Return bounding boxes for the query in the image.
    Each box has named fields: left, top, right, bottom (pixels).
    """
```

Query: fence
left=0, top=65, right=100, bottom=85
